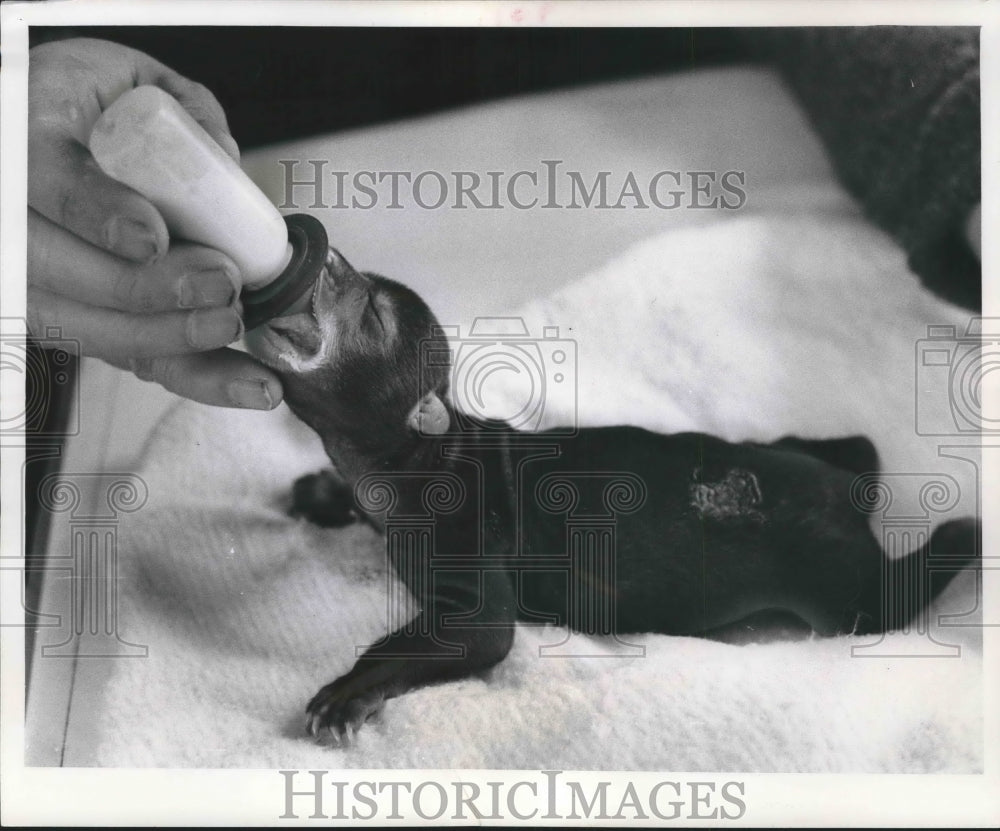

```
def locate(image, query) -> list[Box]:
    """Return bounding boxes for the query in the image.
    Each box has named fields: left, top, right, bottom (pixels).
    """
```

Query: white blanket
left=98, top=209, right=982, bottom=771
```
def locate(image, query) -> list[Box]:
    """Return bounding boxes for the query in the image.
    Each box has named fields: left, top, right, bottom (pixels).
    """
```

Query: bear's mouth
left=245, top=268, right=334, bottom=371
left=265, top=310, right=323, bottom=356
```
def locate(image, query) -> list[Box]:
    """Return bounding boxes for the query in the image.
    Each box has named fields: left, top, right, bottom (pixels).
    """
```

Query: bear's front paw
left=305, top=673, right=385, bottom=745
left=291, top=469, right=356, bottom=528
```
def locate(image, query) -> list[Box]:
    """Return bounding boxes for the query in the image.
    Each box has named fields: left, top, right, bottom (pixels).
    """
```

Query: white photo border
left=1, top=1, right=997, bottom=825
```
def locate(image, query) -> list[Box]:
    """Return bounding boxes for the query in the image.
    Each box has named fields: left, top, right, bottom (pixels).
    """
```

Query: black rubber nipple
left=240, top=213, right=329, bottom=330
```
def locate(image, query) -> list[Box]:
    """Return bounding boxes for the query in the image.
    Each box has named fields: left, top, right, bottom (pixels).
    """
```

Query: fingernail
left=178, top=269, right=239, bottom=308
left=226, top=379, right=275, bottom=410
left=186, top=308, right=244, bottom=350
left=105, top=216, right=161, bottom=262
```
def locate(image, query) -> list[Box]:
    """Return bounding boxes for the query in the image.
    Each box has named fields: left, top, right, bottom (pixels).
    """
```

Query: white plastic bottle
left=90, top=85, right=329, bottom=327
left=90, top=85, right=292, bottom=290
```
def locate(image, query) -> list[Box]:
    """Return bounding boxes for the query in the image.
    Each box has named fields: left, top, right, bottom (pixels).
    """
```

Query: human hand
left=28, top=38, right=282, bottom=410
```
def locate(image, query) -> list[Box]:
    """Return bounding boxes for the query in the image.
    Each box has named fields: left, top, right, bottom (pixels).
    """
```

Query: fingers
left=27, top=222, right=286, bottom=410
left=25, top=38, right=271, bottom=411
left=31, top=37, right=241, bottom=163
left=29, top=209, right=239, bottom=313
left=115, top=350, right=283, bottom=410
left=28, top=37, right=241, bottom=265
left=28, top=138, right=169, bottom=263
left=29, top=40, right=169, bottom=261
left=29, top=289, right=283, bottom=410
left=28, top=285, right=245, bottom=361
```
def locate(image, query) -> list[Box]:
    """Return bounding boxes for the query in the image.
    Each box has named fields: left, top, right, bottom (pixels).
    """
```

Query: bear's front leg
left=305, top=662, right=389, bottom=744
left=306, top=571, right=517, bottom=745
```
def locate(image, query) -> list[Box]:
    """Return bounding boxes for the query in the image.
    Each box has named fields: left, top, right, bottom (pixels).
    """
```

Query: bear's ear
left=406, top=391, right=450, bottom=435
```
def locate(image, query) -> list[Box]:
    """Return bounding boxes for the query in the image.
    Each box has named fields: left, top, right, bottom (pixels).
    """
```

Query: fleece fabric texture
left=758, top=27, right=981, bottom=308
left=97, top=209, right=982, bottom=771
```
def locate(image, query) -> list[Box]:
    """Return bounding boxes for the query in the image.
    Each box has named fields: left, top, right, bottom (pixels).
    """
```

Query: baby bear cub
left=248, top=247, right=979, bottom=744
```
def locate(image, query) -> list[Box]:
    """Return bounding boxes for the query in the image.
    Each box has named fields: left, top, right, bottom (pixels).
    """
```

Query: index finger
left=28, top=135, right=169, bottom=263
left=28, top=39, right=242, bottom=262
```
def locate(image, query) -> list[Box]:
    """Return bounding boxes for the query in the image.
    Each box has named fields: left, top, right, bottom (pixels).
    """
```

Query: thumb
left=110, top=348, right=284, bottom=410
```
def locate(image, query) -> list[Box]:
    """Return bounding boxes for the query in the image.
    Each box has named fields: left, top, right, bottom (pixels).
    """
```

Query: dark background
left=31, top=27, right=750, bottom=149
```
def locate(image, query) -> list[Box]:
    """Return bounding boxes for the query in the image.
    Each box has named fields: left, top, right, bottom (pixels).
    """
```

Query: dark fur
left=260, top=254, right=980, bottom=742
